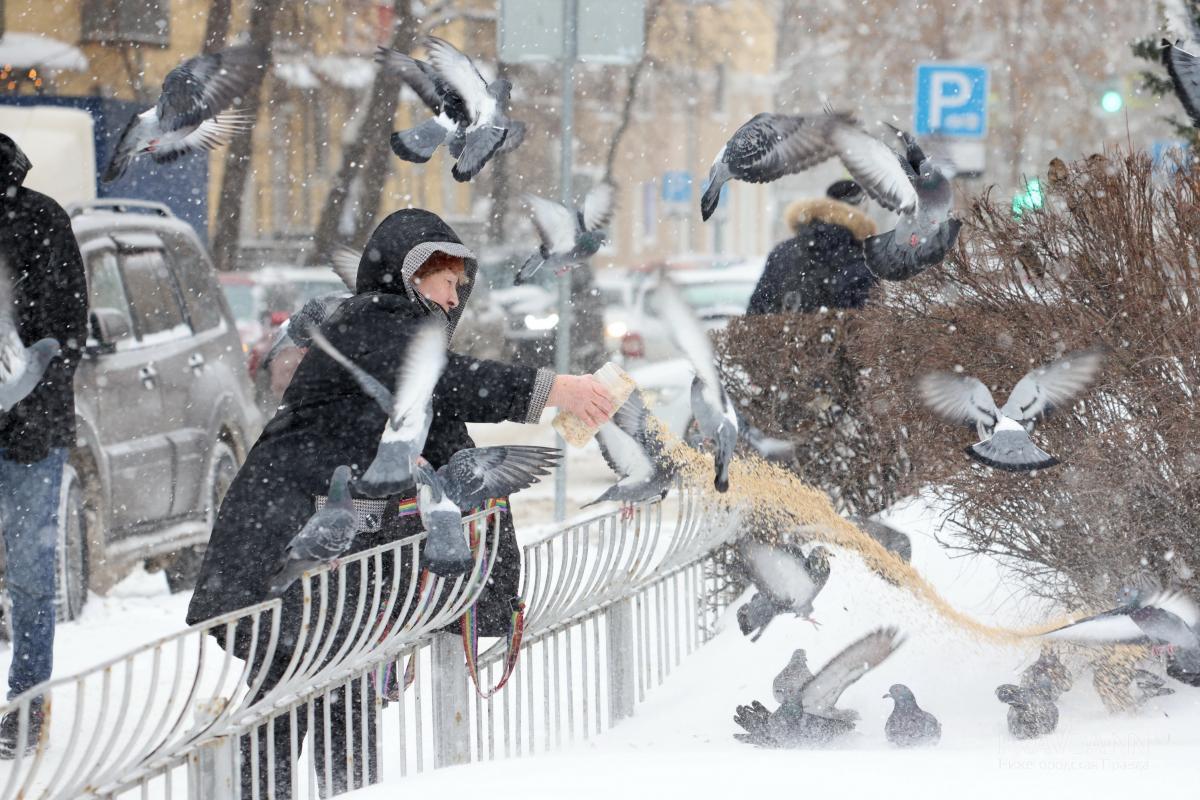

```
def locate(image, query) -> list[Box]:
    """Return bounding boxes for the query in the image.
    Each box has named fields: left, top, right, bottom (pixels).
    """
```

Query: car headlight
left=524, top=313, right=559, bottom=331
left=605, top=320, right=628, bottom=338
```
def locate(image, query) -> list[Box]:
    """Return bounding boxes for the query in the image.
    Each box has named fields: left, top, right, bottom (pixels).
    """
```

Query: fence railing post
left=431, top=632, right=472, bottom=768
left=190, top=733, right=239, bottom=800
left=605, top=599, right=635, bottom=724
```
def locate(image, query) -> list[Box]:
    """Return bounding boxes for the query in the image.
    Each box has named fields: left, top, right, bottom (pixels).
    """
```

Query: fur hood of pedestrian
left=783, top=197, right=877, bottom=242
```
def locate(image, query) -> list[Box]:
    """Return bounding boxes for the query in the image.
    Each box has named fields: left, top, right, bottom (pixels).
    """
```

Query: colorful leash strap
left=461, top=499, right=526, bottom=699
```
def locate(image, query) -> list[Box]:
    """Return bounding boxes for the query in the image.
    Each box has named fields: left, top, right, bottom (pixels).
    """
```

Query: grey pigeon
left=884, top=684, right=941, bottom=747
left=515, top=183, right=615, bottom=284
left=1019, top=647, right=1073, bottom=702
left=1163, top=40, right=1200, bottom=127
left=376, top=46, right=471, bottom=164
left=1041, top=589, right=1200, bottom=687
left=584, top=389, right=676, bottom=509
left=918, top=350, right=1103, bottom=471
left=268, top=465, right=357, bottom=595
left=700, top=112, right=845, bottom=220
left=996, top=684, right=1058, bottom=739
left=654, top=275, right=737, bottom=492
left=734, top=627, right=905, bottom=747
left=263, top=293, right=350, bottom=370
left=737, top=413, right=795, bottom=463
left=414, top=445, right=561, bottom=576
left=1131, top=668, right=1176, bottom=706
left=772, top=649, right=815, bottom=704
left=417, top=37, right=516, bottom=182
left=103, top=45, right=263, bottom=182
left=737, top=539, right=833, bottom=640
left=860, top=124, right=961, bottom=280
left=308, top=320, right=447, bottom=498
left=852, top=517, right=912, bottom=562
left=0, top=260, right=60, bottom=413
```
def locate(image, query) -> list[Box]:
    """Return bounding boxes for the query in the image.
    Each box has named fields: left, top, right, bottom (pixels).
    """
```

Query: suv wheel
left=164, top=441, right=238, bottom=594
left=57, top=466, right=89, bottom=621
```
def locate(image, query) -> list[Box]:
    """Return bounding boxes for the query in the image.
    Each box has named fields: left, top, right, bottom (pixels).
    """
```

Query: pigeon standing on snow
left=733, top=627, right=905, bottom=747
left=700, top=112, right=845, bottom=220
left=308, top=321, right=447, bottom=498
left=772, top=649, right=815, bottom=704
left=584, top=389, right=676, bottom=509
left=413, top=446, right=561, bottom=575
left=103, top=45, right=263, bottom=182
left=1019, top=647, right=1074, bottom=702
left=654, top=275, right=738, bottom=491
left=515, top=183, right=615, bottom=284
left=995, top=684, right=1059, bottom=739
left=918, top=350, right=1103, bottom=471
left=884, top=684, right=941, bottom=747
left=268, top=465, right=358, bottom=595
left=0, top=260, right=60, bottom=413
left=737, top=539, right=833, bottom=640
left=1162, top=40, right=1200, bottom=127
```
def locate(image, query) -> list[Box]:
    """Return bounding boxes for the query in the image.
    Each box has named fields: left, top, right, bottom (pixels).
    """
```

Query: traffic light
left=1012, top=177, right=1044, bottom=219
left=1100, top=89, right=1124, bottom=113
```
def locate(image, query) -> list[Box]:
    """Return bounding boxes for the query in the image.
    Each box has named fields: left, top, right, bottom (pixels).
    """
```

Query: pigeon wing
left=286, top=509, right=357, bottom=563
left=883, top=123, right=924, bottom=176
left=1000, top=350, right=1102, bottom=426
left=157, top=45, right=263, bottom=131
left=376, top=48, right=446, bottom=112
left=723, top=113, right=838, bottom=183
left=581, top=182, right=616, bottom=232
left=654, top=276, right=721, bottom=398
left=527, top=195, right=579, bottom=255
left=437, top=445, right=561, bottom=510
left=741, top=540, right=818, bottom=609
left=1163, top=40, right=1200, bottom=127
left=330, top=246, right=361, bottom=292
left=149, top=111, right=254, bottom=164
left=799, top=627, right=904, bottom=716
left=829, top=122, right=918, bottom=214
left=1039, top=609, right=1150, bottom=644
left=307, top=327, right=396, bottom=417
left=918, top=372, right=999, bottom=429
left=594, top=422, right=655, bottom=483
left=424, top=37, right=491, bottom=122
left=387, top=319, right=449, bottom=428
left=0, top=261, right=27, bottom=384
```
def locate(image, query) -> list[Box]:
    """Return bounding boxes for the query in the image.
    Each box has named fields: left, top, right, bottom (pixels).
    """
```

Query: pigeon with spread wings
left=515, top=183, right=615, bottom=285
left=584, top=389, right=675, bottom=510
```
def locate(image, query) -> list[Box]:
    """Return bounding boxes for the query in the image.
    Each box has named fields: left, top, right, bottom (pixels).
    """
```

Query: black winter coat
left=187, top=209, right=552, bottom=654
left=0, top=138, right=88, bottom=460
left=747, top=197, right=877, bottom=315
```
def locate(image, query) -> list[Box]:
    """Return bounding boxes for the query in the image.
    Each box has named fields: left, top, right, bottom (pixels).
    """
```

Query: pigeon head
left=103, top=115, right=157, bottom=182
left=28, top=338, right=61, bottom=369
left=490, top=78, right=513, bottom=103
left=885, top=684, right=917, bottom=703
left=786, top=648, right=809, bottom=669
left=578, top=229, right=607, bottom=255
left=995, top=684, right=1027, bottom=708
left=327, top=465, right=353, bottom=505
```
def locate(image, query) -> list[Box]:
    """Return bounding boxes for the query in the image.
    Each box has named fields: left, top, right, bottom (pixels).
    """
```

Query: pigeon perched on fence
left=884, top=684, right=941, bottom=747
left=268, top=465, right=358, bottom=595
left=700, top=112, right=845, bottom=220
left=103, top=45, right=263, bottom=182
left=515, top=183, right=615, bottom=284
left=0, top=260, right=60, bottom=414
left=584, top=389, right=676, bottom=509
left=1162, top=40, right=1200, bottom=127
left=918, top=350, right=1103, bottom=471
left=308, top=321, right=446, bottom=498
left=995, top=684, right=1059, bottom=739
left=1040, top=589, right=1200, bottom=687
left=388, top=37, right=518, bottom=182
left=737, top=539, right=833, bottom=640
left=654, top=275, right=737, bottom=492
left=414, top=446, right=561, bottom=576
left=734, top=627, right=905, bottom=747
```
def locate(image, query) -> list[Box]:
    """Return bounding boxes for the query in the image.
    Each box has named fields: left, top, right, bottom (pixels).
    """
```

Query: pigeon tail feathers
left=391, top=119, right=448, bottom=163
left=967, top=429, right=1059, bottom=472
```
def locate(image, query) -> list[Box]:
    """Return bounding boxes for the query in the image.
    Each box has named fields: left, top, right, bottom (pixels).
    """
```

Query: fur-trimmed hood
left=784, top=197, right=876, bottom=241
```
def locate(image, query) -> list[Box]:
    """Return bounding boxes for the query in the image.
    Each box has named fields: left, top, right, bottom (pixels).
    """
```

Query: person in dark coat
left=747, top=180, right=879, bottom=314
left=0, top=134, right=88, bottom=758
left=187, top=208, right=611, bottom=796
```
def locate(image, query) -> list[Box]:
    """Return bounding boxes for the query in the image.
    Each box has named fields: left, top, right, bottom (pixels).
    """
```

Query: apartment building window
left=81, top=0, right=171, bottom=47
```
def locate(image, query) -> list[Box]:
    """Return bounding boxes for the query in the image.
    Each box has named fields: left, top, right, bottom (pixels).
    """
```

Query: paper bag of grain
left=552, top=362, right=637, bottom=448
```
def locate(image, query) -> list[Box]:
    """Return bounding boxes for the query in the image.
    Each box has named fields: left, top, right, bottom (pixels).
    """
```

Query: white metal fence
left=0, top=486, right=741, bottom=799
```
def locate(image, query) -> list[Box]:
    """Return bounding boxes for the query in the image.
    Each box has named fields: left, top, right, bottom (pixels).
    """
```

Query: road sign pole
left=553, top=0, right=579, bottom=523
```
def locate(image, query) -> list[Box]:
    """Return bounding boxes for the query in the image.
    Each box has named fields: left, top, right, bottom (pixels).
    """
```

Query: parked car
left=0, top=200, right=263, bottom=622
left=603, top=259, right=765, bottom=363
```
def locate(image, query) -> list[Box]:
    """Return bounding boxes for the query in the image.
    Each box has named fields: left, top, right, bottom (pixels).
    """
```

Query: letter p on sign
left=915, top=63, right=989, bottom=139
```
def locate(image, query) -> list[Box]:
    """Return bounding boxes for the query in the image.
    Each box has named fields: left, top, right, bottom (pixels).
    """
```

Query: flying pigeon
left=1040, top=589, right=1200, bottom=687
left=1162, top=40, right=1200, bottom=127
left=268, top=465, right=358, bottom=595
left=262, top=251, right=358, bottom=370
left=884, top=684, right=941, bottom=747
left=515, top=183, right=615, bottom=284
left=654, top=275, right=738, bottom=492
left=0, top=260, right=60, bottom=413
left=102, top=45, right=263, bottom=182
left=308, top=321, right=447, bottom=498
left=995, top=684, right=1059, bottom=739
left=736, top=539, right=833, bottom=640
left=733, top=627, right=905, bottom=747
left=1019, top=647, right=1074, bottom=702
left=413, top=446, right=561, bottom=576
left=918, top=349, right=1103, bottom=471
left=584, top=389, right=676, bottom=509
left=395, top=37, right=516, bottom=182
left=859, top=124, right=961, bottom=280
left=700, top=112, right=846, bottom=220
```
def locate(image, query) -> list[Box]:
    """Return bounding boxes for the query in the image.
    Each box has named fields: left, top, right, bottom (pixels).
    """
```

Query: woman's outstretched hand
left=548, top=375, right=615, bottom=428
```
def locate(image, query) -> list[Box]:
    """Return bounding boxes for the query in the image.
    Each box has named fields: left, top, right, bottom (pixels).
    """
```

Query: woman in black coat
left=187, top=208, right=611, bottom=796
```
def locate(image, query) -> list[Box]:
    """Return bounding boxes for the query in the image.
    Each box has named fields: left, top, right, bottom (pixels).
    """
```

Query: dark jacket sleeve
left=435, top=354, right=554, bottom=425
left=747, top=239, right=795, bottom=315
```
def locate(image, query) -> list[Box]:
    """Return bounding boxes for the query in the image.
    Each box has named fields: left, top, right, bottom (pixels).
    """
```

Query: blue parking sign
left=915, top=63, right=989, bottom=138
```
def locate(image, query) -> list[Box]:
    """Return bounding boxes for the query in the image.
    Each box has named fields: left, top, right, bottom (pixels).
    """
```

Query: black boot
left=0, top=697, right=45, bottom=759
